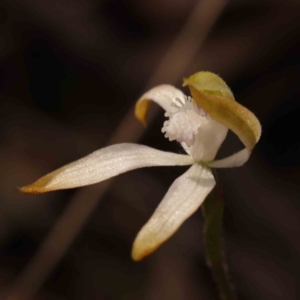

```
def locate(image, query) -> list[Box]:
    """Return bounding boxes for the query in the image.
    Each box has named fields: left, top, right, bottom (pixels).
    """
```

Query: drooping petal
left=135, top=84, right=185, bottom=126
left=132, top=163, right=215, bottom=261
left=20, top=144, right=193, bottom=194
left=183, top=71, right=261, bottom=167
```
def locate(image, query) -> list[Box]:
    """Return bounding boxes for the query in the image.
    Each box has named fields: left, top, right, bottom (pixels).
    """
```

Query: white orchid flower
left=20, top=72, right=261, bottom=261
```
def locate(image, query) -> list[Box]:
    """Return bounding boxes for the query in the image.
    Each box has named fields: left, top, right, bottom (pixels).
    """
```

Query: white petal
left=132, top=163, right=215, bottom=261
left=208, top=148, right=250, bottom=168
left=184, top=119, right=228, bottom=162
left=138, top=84, right=186, bottom=113
left=20, top=144, right=193, bottom=193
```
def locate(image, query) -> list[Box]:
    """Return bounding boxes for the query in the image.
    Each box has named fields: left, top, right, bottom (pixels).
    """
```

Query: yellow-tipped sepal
left=183, top=72, right=261, bottom=167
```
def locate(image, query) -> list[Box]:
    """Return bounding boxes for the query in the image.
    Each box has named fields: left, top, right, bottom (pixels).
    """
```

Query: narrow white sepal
left=139, top=85, right=186, bottom=113
left=24, top=144, right=193, bottom=192
left=132, top=163, right=215, bottom=261
left=208, top=148, right=250, bottom=168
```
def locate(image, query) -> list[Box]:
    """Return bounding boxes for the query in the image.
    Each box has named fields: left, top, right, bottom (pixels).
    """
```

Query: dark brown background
left=0, top=0, right=299, bottom=299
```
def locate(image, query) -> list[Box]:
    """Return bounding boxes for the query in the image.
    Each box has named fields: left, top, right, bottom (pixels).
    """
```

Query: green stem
left=202, top=184, right=237, bottom=300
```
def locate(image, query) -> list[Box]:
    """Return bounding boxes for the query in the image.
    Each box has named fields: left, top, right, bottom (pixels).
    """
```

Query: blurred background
left=0, top=0, right=299, bottom=299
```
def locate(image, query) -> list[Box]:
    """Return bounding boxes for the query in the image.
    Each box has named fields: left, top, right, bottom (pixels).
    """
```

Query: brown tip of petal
left=134, top=98, right=150, bottom=126
left=131, top=240, right=163, bottom=262
left=19, top=175, right=55, bottom=194
left=19, top=185, right=50, bottom=194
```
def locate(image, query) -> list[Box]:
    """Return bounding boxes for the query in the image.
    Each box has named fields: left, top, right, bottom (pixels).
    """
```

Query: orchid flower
left=20, top=72, right=261, bottom=261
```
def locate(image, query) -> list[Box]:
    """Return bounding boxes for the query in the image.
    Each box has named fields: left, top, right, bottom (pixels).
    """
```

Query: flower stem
left=202, top=184, right=237, bottom=300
